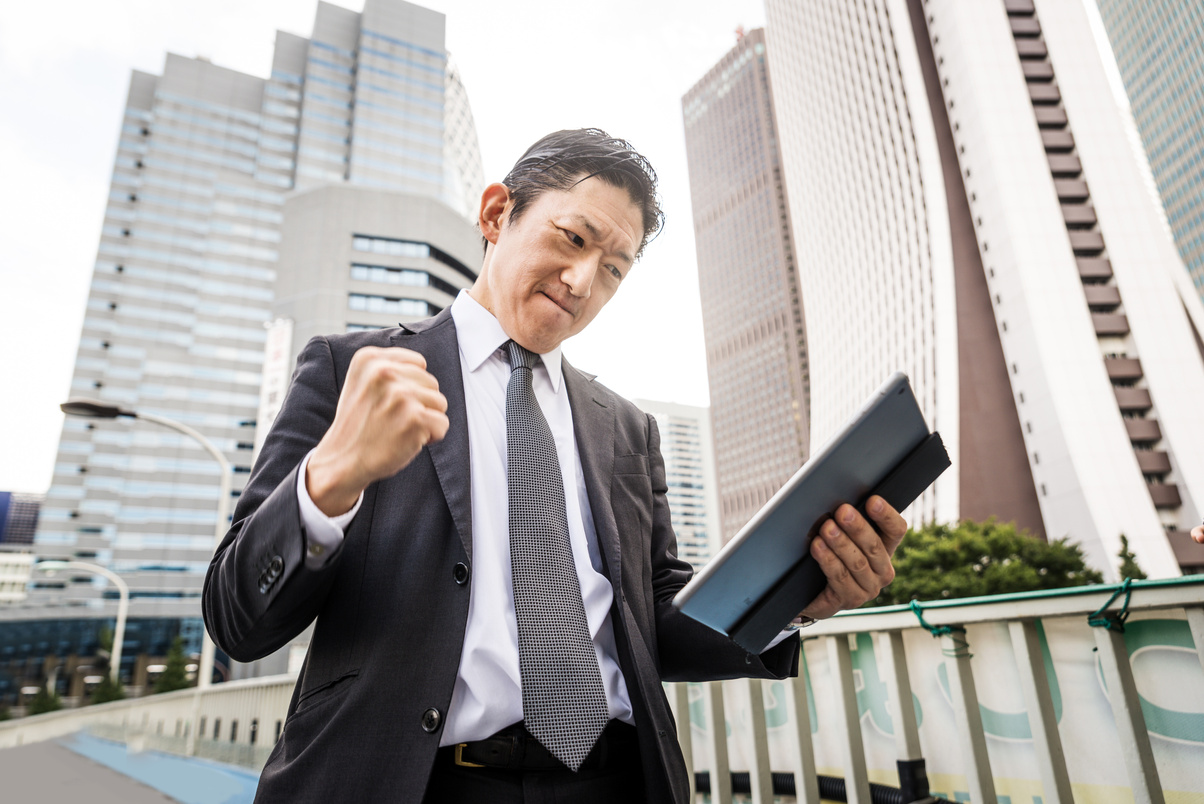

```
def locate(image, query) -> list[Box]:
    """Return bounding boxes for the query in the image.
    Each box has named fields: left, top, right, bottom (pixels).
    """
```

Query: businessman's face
left=471, top=176, right=644, bottom=354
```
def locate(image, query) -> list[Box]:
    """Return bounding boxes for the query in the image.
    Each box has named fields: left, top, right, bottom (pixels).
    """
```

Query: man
left=203, top=129, right=907, bottom=803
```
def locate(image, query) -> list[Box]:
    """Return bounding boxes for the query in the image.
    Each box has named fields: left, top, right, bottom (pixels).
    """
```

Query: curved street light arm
left=36, top=561, right=129, bottom=684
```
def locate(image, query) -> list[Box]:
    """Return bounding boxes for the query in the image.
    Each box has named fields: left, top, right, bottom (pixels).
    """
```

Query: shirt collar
left=450, top=290, right=564, bottom=392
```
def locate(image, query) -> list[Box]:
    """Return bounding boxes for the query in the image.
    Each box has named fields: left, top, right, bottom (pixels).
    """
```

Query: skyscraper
left=1092, top=0, right=1204, bottom=305
left=682, top=28, right=810, bottom=542
left=633, top=400, right=723, bottom=570
left=762, top=0, right=1204, bottom=577
left=34, top=0, right=485, bottom=619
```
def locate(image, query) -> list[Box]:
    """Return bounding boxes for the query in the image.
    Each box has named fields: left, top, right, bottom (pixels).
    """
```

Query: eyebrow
left=569, top=214, right=633, bottom=266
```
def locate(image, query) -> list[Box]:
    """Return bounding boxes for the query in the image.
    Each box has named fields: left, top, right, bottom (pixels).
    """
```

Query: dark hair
left=495, top=128, right=665, bottom=259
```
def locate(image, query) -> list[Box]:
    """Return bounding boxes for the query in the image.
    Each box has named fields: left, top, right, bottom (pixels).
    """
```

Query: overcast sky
left=0, top=0, right=767, bottom=493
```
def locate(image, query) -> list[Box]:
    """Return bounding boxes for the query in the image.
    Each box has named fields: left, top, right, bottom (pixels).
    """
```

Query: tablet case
left=726, top=431, right=951, bottom=652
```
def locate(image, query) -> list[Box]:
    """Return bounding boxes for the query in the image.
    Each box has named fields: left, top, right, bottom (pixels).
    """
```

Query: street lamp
left=35, top=560, right=129, bottom=683
left=61, top=398, right=232, bottom=690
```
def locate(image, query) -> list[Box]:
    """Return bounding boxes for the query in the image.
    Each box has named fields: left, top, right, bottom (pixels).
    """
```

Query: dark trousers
left=422, top=721, right=645, bottom=804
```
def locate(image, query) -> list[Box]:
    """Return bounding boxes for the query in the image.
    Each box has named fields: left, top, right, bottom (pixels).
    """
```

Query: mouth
left=540, top=290, right=578, bottom=318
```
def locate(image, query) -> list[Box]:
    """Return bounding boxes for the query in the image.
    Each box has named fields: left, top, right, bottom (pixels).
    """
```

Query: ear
left=478, top=183, right=511, bottom=246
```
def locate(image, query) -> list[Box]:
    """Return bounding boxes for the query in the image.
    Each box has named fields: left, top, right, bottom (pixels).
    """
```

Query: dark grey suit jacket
left=203, top=308, right=799, bottom=803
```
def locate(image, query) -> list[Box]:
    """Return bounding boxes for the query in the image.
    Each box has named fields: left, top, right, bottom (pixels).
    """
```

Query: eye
left=562, top=228, right=584, bottom=247
left=606, top=264, right=623, bottom=280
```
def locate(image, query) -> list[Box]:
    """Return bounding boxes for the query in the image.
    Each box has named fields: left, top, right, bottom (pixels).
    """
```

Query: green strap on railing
left=1087, top=577, right=1133, bottom=633
left=910, top=600, right=972, bottom=658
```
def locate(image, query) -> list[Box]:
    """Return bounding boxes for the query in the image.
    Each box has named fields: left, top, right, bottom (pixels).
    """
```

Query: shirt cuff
left=763, top=629, right=798, bottom=651
left=297, top=448, right=363, bottom=568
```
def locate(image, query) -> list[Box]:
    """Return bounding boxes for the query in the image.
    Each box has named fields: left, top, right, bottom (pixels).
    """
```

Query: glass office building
left=31, top=0, right=485, bottom=623
left=1093, top=0, right=1204, bottom=304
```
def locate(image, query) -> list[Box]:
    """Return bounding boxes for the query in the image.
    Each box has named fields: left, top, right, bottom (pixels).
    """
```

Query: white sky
left=0, top=0, right=767, bottom=493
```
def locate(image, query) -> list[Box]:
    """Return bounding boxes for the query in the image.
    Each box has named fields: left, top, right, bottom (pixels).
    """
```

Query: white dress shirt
left=296, top=290, right=634, bottom=746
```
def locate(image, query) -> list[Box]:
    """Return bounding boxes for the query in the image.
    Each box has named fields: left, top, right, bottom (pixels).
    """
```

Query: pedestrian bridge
left=2, top=576, right=1202, bottom=804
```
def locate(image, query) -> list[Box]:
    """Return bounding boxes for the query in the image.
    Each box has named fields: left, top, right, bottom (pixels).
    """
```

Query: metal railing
left=2, top=577, right=1201, bottom=804
left=665, top=576, right=1204, bottom=804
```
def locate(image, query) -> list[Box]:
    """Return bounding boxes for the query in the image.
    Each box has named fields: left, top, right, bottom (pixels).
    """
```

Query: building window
left=349, top=293, right=434, bottom=318
left=352, top=234, right=430, bottom=259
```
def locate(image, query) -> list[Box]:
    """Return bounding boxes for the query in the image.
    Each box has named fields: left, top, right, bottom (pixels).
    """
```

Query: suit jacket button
left=421, top=708, right=442, bottom=733
left=453, top=563, right=470, bottom=585
left=269, top=555, right=284, bottom=576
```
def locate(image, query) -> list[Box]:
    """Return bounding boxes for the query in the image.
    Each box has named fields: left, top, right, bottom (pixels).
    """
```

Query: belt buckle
left=454, top=743, right=486, bottom=768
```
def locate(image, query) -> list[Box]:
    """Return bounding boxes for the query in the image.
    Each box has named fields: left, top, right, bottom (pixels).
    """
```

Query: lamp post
left=60, top=399, right=233, bottom=690
left=35, top=560, right=129, bottom=683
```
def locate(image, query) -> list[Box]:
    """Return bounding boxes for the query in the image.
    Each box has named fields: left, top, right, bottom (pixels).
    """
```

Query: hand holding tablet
left=673, top=373, right=951, bottom=652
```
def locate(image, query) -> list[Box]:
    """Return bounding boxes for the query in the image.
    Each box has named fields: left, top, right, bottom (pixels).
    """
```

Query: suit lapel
left=392, top=310, right=473, bottom=561
left=563, top=360, right=622, bottom=594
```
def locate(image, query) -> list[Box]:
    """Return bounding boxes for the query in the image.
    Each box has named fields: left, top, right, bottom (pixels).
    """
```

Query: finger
left=818, top=517, right=882, bottom=597
left=834, top=504, right=895, bottom=579
left=397, top=386, right=448, bottom=415
left=380, top=362, right=441, bottom=392
left=801, top=538, right=847, bottom=619
left=865, top=496, right=908, bottom=554
left=420, top=409, right=451, bottom=443
left=377, top=347, right=428, bottom=369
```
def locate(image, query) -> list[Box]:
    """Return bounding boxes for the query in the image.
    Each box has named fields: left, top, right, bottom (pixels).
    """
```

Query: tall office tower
left=633, top=400, right=723, bottom=570
left=1093, top=0, right=1204, bottom=305
left=0, top=492, right=42, bottom=546
left=763, top=0, right=1204, bottom=577
left=34, top=0, right=485, bottom=623
left=683, top=28, right=811, bottom=543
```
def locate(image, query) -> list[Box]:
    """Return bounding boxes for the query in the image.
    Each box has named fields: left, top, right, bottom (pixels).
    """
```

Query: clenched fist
left=306, top=347, right=449, bottom=516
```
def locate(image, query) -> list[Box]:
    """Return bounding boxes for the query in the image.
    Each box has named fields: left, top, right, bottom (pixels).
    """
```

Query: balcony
left=1077, top=257, right=1113, bottom=280
left=1030, top=83, right=1063, bottom=104
left=1011, top=17, right=1042, bottom=36
left=1086, top=285, right=1122, bottom=311
left=1016, top=39, right=1049, bottom=58
left=1042, top=130, right=1075, bottom=151
left=1055, top=178, right=1089, bottom=200
left=1035, top=106, right=1068, bottom=128
left=1005, top=0, right=1036, bottom=14
left=1070, top=231, right=1106, bottom=254
left=1048, top=154, right=1081, bottom=176
left=1135, top=451, right=1172, bottom=474
left=1022, top=61, right=1055, bottom=81
left=1148, top=483, right=1182, bottom=509
left=1093, top=312, right=1130, bottom=336
left=1124, top=418, right=1161, bottom=443
left=1103, top=354, right=1141, bottom=379
left=1167, top=530, right=1204, bottom=572
left=1114, top=386, right=1152, bottom=411
left=1062, top=203, right=1097, bottom=227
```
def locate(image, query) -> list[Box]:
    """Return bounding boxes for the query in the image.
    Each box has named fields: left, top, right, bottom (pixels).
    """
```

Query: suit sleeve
left=643, top=416, right=800, bottom=683
left=202, top=335, right=348, bottom=662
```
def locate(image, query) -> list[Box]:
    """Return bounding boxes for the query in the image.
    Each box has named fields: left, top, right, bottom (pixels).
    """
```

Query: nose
left=561, top=256, right=597, bottom=299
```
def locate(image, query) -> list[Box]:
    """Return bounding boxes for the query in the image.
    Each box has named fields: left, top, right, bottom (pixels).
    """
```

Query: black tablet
left=672, top=372, right=950, bottom=652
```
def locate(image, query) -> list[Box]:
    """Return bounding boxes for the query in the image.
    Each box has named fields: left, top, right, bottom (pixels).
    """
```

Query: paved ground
left=0, top=739, right=178, bottom=803
left=0, top=733, right=261, bottom=803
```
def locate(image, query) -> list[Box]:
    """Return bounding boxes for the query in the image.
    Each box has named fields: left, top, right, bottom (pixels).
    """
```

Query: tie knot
left=506, top=340, right=538, bottom=372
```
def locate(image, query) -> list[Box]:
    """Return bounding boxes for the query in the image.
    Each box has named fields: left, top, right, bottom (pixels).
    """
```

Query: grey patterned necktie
left=505, top=340, right=609, bottom=771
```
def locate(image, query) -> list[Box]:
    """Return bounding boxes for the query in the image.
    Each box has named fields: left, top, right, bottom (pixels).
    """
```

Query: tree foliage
left=90, top=675, right=126, bottom=705
left=28, top=685, right=63, bottom=715
left=875, top=518, right=1104, bottom=606
left=1116, top=534, right=1147, bottom=581
left=89, top=625, right=126, bottom=704
left=153, top=636, right=193, bottom=694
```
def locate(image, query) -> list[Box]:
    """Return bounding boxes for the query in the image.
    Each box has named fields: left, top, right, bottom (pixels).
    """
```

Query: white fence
left=2, top=577, right=1202, bottom=804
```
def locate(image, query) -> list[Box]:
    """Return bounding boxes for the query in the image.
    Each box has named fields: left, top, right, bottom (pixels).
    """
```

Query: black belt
left=445, top=720, right=637, bottom=772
